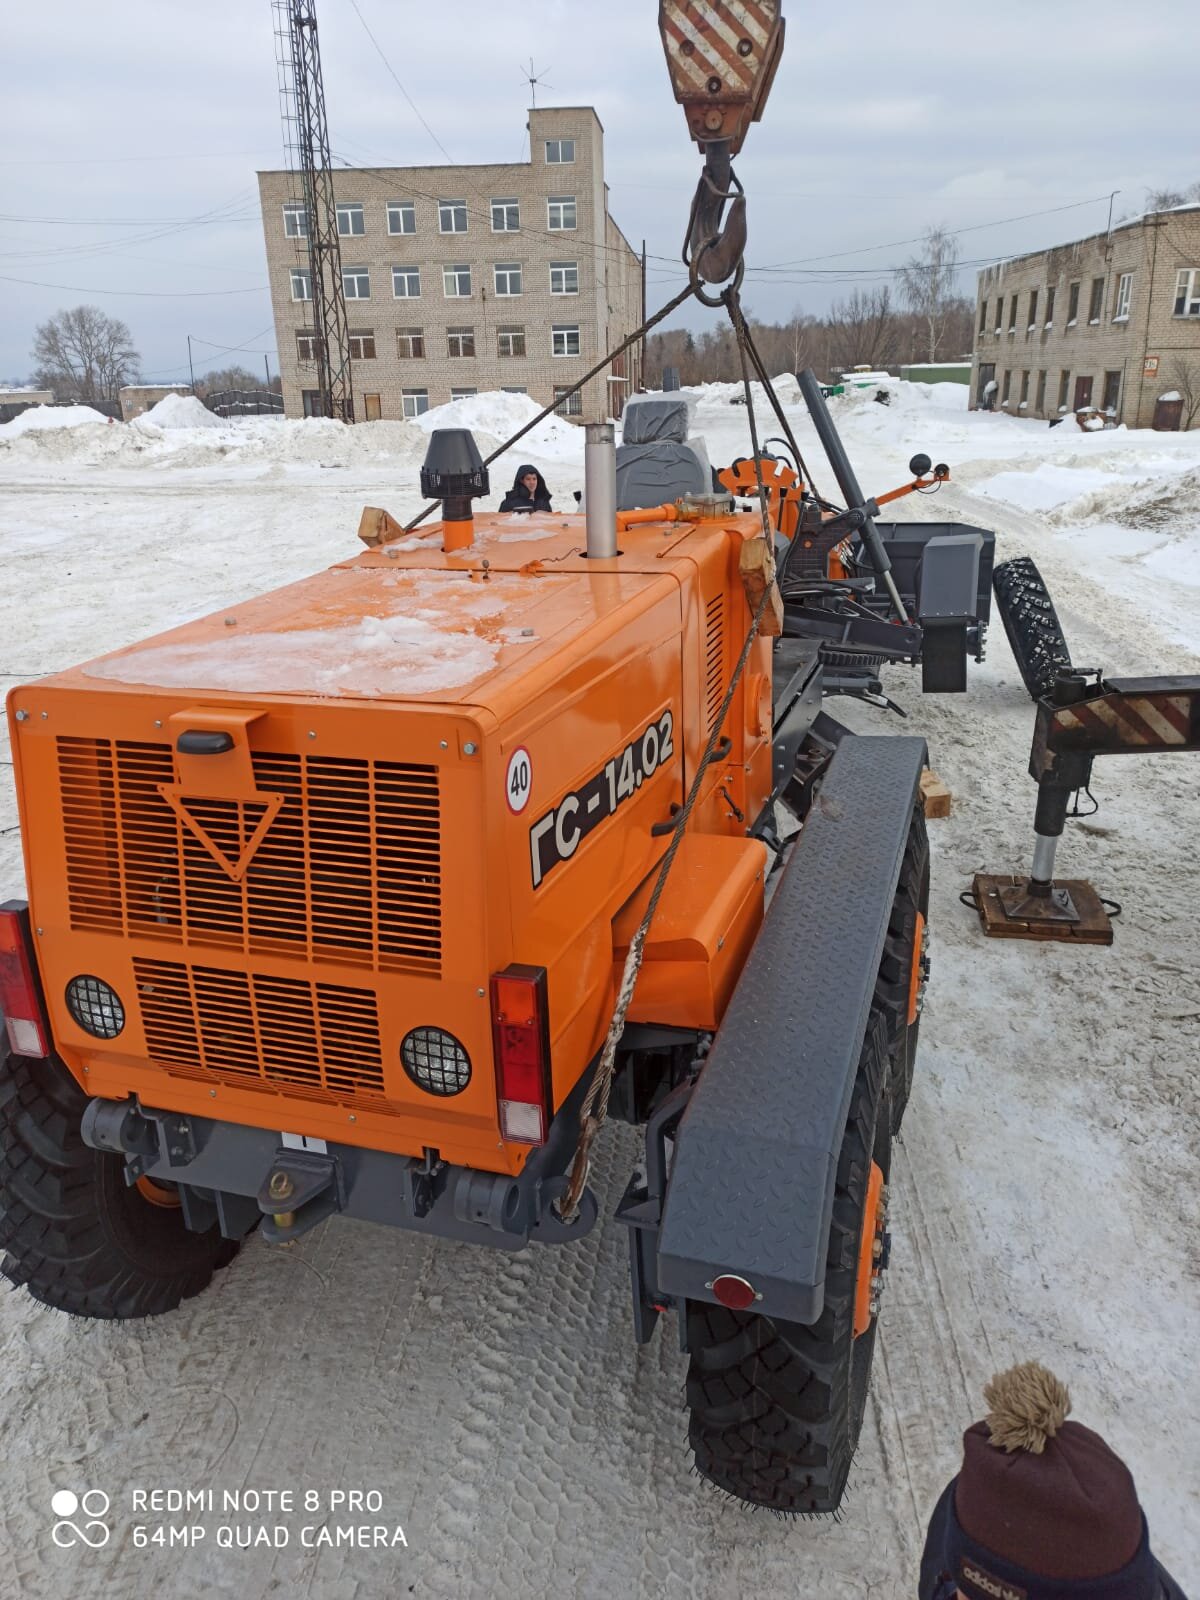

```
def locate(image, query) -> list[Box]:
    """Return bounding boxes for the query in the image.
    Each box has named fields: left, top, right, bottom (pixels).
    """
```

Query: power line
left=0, top=270, right=268, bottom=298
left=345, top=0, right=464, bottom=172
left=751, top=193, right=1118, bottom=271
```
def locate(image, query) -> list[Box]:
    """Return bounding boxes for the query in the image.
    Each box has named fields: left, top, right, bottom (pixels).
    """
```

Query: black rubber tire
left=992, top=556, right=1072, bottom=700
left=875, top=800, right=930, bottom=1135
left=684, top=1008, right=892, bottom=1513
left=0, top=1051, right=240, bottom=1320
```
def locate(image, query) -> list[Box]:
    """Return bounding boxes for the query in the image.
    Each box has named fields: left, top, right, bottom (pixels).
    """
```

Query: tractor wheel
left=684, top=1007, right=892, bottom=1513
left=875, top=800, right=930, bottom=1135
left=992, top=556, right=1072, bottom=700
left=0, top=1050, right=240, bottom=1320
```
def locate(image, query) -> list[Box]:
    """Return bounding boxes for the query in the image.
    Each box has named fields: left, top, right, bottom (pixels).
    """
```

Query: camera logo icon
left=51, top=1489, right=111, bottom=1549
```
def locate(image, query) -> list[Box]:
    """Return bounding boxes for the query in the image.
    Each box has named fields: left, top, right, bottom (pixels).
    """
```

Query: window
left=450, top=388, right=477, bottom=401
left=493, top=262, right=522, bottom=296
left=1088, top=277, right=1105, bottom=323
left=342, top=266, right=370, bottom=299
left=1027, top=289, right=1038, bottom=330
left=551, top=324, right=580, bottom=357
left=491, top=197, right=520, bottom=232
left=554, top=385, right=582, bottom=416
left=979, top=298, right=989, bottom=334
left=348, top=329, right=376, bottom=360
left=336, top=202, right=365, bottom=236
left=1066, top=281, right=1080, bottom=325
left=396, top=327, right=425, bottom=359
left=296, top=331, right=323, bottom=362
left=547, top=195, right=577, bottom=231
left=439, top=198, right=468, bottom=233
left=497, top=326, right=526, bottom=357
left=401, top=389, right=429, bottom=418
left=1008, top=295, right=1018, bottom=332
left=282, top=201, right=308, bottom=238
left=1035, top=369, right=1047, bottom=413
left=1018, top=370, right=1030, bottom=408
left=392, top=266, right=421, bottom=298
left=1113, top=272, right=1133, bottom=321
left=443, top=263, right=472, bottom=297
left=1102, top=370, right=1122, bottom=413
left=501, top=386, right=527, bottom=394
left=1172, top=267, right=1200, bottom=317
left=1045, top=285, right=1056, bottom=327
left=447, top=326, right=476, bottom=358
left=1001, top=369, right=1012, bottom=404
left=1057, top=369, right=1071, bottom=410
left=545, top=138, right=575, bottom=164
left=290, top=267, right=311, bottom=301
left=387, top=200, right=416, bottom=235
left=550, top=260, right=579, bottom=295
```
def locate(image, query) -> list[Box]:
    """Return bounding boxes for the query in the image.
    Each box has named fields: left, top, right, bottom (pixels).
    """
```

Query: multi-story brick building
left=971, top=205, right=1200, bottom=429
left=258, top=107, right=643, bottom=424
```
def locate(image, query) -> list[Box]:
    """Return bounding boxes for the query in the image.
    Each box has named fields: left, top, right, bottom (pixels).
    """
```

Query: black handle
left=703, top=736, right=733, bottom=767
left=177, top=730, right=234, bottom=755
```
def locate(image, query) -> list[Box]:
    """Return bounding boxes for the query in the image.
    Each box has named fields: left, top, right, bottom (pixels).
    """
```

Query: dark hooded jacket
left=499, top=464, right=552, bottom=514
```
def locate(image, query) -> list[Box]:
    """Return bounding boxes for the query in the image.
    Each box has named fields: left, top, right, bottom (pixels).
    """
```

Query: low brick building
left=971, top=205, right=1200, bottom=429
left=118, top=384, right=190, bottom=421
left=258, top=106, right=643, bottom=424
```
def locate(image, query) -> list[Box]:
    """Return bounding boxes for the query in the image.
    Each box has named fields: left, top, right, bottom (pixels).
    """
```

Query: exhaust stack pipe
left=584, top=422, right=618, bottom=559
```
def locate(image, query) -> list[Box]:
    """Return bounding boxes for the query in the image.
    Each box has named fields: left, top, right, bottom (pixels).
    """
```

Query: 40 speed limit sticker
left=528, top=708, right=675, bottom=889
left=505, top=746, right=533, bottom=814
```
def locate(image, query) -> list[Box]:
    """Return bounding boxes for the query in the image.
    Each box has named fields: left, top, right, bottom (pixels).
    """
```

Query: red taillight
left=490, top=964, right=552, bottom=1145
left=0, top=905, right=49, bottom=1059
left=711, top=1274, right=758, bottom=1311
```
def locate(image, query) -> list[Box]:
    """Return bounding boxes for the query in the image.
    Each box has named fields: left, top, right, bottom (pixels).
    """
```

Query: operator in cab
left=499, top=463, right=553, bottom=514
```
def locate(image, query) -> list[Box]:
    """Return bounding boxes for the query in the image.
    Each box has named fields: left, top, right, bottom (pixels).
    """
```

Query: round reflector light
left=711, top=1274, right=758, bottom=1311
left=400, top=1026, right=471, bottom=1096
left=65, top=975, right=125, bottom=1039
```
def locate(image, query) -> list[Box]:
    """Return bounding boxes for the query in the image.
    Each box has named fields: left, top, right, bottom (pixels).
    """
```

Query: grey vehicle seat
left=615, top=397, right=711, bottom=510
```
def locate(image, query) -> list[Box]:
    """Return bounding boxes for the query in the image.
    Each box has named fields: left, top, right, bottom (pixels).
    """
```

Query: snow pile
left=414, top=391, right=581, bottom=463
left=0, top=403, right=110, bottom=433
left=136, top=392, right=224, bottom=430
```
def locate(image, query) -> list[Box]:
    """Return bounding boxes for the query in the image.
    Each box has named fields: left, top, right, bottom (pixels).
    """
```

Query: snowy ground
left=2, top=387, right=1198, bottom=1596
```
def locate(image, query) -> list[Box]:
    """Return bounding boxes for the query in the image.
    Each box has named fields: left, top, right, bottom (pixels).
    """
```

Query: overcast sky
left=3, top=0, right=1196, bottom=384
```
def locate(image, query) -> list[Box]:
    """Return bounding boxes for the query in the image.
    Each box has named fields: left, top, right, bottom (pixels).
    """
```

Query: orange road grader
left=1, top=3, right=952, bottom=1512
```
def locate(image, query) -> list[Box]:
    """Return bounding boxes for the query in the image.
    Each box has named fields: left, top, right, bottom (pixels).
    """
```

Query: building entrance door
left=301, top=389, right=323, bottom=418
left=363, top=393, right=381, bottom=420
left=977, top=363, right=996, bottom=408
left=1073, top=375, right=1093, bottom=411
left=1153, top=395, right=1183, bottom=431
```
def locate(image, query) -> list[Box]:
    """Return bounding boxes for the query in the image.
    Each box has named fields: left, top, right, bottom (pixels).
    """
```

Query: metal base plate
left=971, top=874, right=1114, bottom=945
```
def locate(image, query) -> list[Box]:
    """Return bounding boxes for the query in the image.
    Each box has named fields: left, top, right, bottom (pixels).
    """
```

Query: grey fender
left=656, top=734, right=927, bottom=1324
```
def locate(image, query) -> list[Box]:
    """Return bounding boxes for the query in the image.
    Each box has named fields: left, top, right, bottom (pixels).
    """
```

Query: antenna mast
left=273, top=0, right=354, bottom=422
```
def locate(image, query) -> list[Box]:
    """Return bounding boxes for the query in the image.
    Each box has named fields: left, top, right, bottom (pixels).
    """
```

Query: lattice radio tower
left=273, top=0, right=354, bottom=421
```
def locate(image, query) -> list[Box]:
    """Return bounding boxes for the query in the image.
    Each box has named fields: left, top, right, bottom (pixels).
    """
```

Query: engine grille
left=134, top=957, right=387, bottom=1104
left=57, top=737, right=441, bottom=975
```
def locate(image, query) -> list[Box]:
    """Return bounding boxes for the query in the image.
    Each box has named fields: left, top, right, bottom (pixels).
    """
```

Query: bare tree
left=1166, top=356, right=1200, bottom=429
left=1146, top=181, right=1200, bottom=212
left=898, top=225, right=961, bottom=362
left=198, top=364, right=267, bottom=395
left=828, top=286, right=898, bottom=371
left=31, top=306, right=140, bottom=401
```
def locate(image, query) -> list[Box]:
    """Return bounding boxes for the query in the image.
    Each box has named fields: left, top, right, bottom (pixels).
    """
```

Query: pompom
left=983, top=1362, right=1071, bottom=1455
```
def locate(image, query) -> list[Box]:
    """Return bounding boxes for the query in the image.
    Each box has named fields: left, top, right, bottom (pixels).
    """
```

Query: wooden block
left=738, top=536, right=784, bottom=638
left=920, top=767, right=952, bottom=819
left=357, top=504, right=407, bottom=547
